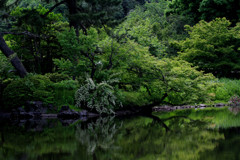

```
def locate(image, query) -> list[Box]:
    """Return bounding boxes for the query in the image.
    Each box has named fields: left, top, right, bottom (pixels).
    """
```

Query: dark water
left=1, top=107, right=240, bottom=160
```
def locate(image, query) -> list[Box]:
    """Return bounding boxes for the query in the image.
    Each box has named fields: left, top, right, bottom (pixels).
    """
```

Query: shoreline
left=0, top=103, right=231, bottom=121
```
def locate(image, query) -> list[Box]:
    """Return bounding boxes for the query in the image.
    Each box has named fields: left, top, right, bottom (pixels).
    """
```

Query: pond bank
left=0, top=102, right=234, bottom=121
left=153, top=103, right=228, bottom=112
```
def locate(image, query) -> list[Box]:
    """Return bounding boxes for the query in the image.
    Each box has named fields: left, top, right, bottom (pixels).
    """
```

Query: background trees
left=0, top=0, right=240, bottom=113
left=167, top=0, right=240, bottom=25
left=178, top=18, right=240, bottom=78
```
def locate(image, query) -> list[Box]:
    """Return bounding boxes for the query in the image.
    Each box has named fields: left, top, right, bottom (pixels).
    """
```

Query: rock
left=177, top=106, right=182, bottom=109
left=59, top=106, right=70, bottom=112
left=199, top=104, right=206, bottom=107
left=215, top=103, right=225, bottom=107
left=87, top=112, right=99, bottom=117
left=41, top=114, right=57, bottom=118
left=19, top=111, right=34, bottom=119
left=185, top=105, right=191, bottom=109
left=17, top=107, right=25, bottom=112
left=199, top=107, right=205, bottom=109
left=25, top=101, right=48, bottom=113
left=79, top=110, right=89, bottom=116
left=80, top=117, right=88, bottom=121
left=33, top=112, right=41, bottom=118
left=25, top=101, right=43, bottom=112
left=58, top=106, right=80, bottom=119
left=47, top=104, right=57, bottom=112
left=191, top=106, right=195, bottom=108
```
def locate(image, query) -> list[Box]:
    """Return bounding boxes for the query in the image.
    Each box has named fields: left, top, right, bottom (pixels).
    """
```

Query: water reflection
left=75, top=117, right=122, bottom=157
left=0, top=108, right=240, bottom=160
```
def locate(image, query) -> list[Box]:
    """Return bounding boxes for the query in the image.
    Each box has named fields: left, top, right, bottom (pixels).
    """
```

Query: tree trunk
left=0, top=34, right=28, bottom=78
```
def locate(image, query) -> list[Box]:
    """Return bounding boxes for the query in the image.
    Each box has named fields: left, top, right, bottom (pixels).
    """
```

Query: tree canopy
left=0, top=0, right=239, bottom=113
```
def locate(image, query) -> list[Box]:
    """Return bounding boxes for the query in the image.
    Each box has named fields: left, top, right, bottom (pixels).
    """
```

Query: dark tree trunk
left=0, top=35, right=28, bottom=78
left=67, top=0, right=80, bottom=36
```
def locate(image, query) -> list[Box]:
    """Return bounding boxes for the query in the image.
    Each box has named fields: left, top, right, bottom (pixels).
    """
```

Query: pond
left=0, top=107, right=240, bottom=160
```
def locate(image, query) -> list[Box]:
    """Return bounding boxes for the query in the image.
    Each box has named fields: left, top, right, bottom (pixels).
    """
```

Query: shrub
left=118, top=91, right=150, bottom=107
left=52, top=80, right=79, bottom=106
left=2, top=74, right=54, bottom=109
left=75, top=78, right=122, bottom=114
left=214, top=78, right=240, bottom=102
left=44, top=73, right=70, bottom=83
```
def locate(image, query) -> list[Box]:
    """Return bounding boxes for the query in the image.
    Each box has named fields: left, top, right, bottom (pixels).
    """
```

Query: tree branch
left=0, top=34, right=28, bottom=78
left=42, top=0, right=66, bottom=18
left=0, top=31, right=47, bottom=38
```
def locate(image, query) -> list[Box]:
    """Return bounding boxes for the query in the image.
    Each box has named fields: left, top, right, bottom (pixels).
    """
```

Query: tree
left=5, top=6, right=67, bottom=74
left=117, top=40, right=217, bottom=105
left=0, top=0, right=28, bottom=78
left=43, top=0, right=122, bottom=35
left=178, top=18, right=240, bottom=78
left=0, top=34, right=27, bottom=78
left=117, top=0, right=191, bottom=58
left=167, top=0, right=240, bottom=25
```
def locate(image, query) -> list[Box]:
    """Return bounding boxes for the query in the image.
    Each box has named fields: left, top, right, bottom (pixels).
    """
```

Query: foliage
left=53, top=80, right=79, bottom=107
left=0, top=51, right=15, bottom=107
left=2, top=74, right=53, bottom=109
left=0, top=51, right=14, bottom=81
left=167, top=0, right=240, bottom=25
left=76, top=117, right=121, bottom=155
left=115, top=39, right=218, bottom=105
left=55, top=27, right=105, bottom=78
left=117, top=1, right=166, bottom=57
left=5, top=5, right=67, bottom=74
left=45, top=73, right=70, bottom=83
left=43, top=0, right=122, bottom=33
left=1, top=0, right=236, bottom=111
left=75, top=78, right=122, bottom=114
left=117, top=0, right=190, bottom=57
left=119, top=91, right=150, bottom=107
left=213, top=78, right=240, bottom=102
left=179, top=18, right=240, bottom=78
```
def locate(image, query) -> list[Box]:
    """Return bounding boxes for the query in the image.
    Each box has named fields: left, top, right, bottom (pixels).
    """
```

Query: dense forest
left=0, top=0, right=240, bottom=114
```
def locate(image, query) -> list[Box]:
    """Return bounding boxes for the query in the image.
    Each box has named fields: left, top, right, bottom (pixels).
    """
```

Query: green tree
left=43, top=0, right=122, bottom=35
left=167, top=0, right=240, bottom=25
left=118, top=41, right=217, bottom=105
left=178, top=18, right=240, bottom=77
left=117, top=0, right=190, bottom=57
left=5, top=5, right=67, bottom=74
left=0, top=0, right=28, bottom=78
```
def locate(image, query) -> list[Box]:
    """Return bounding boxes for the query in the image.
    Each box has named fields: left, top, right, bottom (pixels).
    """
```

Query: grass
left=213, top=78, right=240, bottom=103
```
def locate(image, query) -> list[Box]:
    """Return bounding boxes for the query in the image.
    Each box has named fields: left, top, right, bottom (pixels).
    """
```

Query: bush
left=2, top=74, right=54, bottom=109
left=44, top=73, right=70, bottom=83
left=52, top=80, right=79, bottom=107
left=118, top=91, right=150, bottom=107
left=75, top=78, right=122, bottom=114
left=214, top=78, right=240, bottom=102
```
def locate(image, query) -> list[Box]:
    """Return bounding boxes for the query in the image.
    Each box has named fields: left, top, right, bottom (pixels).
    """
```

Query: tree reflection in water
left=75, top=116, right=122, bottom=158
left=74, top=114, right=224, bottom=160
left=1, top=108, right=240, bottom=160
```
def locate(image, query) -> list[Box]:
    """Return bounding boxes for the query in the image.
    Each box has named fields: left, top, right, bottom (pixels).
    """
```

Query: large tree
left=0, top=0, right=28, bottom=78
left=43, top=0, right=122, bottom=35
left=178, top=18, right=240, bottom=78
left=167, top=0, right=240, bottom=25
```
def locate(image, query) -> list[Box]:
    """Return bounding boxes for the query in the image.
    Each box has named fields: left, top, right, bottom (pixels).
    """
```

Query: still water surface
left=0, top=107, right=240, bottom=160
